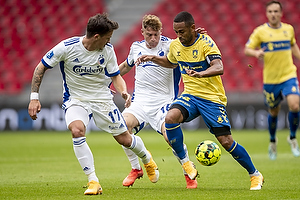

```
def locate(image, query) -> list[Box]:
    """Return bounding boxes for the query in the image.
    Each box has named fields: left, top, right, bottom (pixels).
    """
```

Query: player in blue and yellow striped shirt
left=137, top=11, right=263, bottom=190
left=245, top=0, right=300, bottom=160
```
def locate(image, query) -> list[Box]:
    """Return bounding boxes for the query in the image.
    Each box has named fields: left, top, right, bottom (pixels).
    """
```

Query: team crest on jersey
left=98, top=55, right=105, bottom=65
left=193, top=50, right=198, bottom=59
left=46, top=51, right=54, bottom=59
left=267, top=42, right=273, bottom=51
left=158, top=49, right=165, bottom=56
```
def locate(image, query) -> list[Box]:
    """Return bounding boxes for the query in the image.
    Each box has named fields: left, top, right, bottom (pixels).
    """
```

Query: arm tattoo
left=31, top=66, right=47, bottom=93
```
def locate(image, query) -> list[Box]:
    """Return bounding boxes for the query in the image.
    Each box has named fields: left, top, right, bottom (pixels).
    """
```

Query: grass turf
left=0, top=129, right=299, bottom=199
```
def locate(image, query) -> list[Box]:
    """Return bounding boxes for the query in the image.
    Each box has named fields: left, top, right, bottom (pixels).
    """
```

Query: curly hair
left=142, top=14, right=162, bottom=31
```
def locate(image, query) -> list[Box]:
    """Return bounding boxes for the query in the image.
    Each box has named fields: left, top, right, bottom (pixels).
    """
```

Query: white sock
left=172, top=143, right=189, bottom=163
left=249, top=170, right=260, bottom=177
left=172, top=143, right=189, bottom=174
left=87, top=172, right=98, bottom=183
left=73, top=137, right=99, bottom=182
left=127, top=135, right=150, bottom=164
left=122, top=145, right=141, bottom=170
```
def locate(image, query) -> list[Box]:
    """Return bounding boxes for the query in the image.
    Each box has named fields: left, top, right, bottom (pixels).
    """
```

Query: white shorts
left=63, top=99, right=127, bottom=136
left=122, top=100, right=171, bottom=134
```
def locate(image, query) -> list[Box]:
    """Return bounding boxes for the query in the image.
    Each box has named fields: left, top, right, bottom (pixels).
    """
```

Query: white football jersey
left=42, top=36, right=118, bottom=102
left=127, top=35, right=181, bottom=106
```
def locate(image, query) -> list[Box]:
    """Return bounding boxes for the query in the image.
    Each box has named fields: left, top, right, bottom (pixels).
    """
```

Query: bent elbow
left=219, top=69, right=224, bottom=75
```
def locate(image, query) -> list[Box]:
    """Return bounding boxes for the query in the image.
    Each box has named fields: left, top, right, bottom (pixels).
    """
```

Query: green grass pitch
left=0, top=129, right=300, bottom=199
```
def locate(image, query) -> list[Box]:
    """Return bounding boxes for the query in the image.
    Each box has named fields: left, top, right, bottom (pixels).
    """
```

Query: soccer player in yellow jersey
left=245, top=1, right=300, bottom=160
left=136, top=11, right=264, bottom=190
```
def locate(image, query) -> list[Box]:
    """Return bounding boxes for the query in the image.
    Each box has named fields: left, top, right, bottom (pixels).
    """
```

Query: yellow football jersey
left=246, top=22, right=297, bottom=84
left=167, top=33, right=227, bottom=106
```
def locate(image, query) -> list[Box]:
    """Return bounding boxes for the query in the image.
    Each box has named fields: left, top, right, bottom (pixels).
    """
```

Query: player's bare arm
left=185, top=59, right=223, bottom=78
left=111, top=74, right=131, bottom=108
left=119, top=61, right=132, bottom=76
left=291, top=43, right=300, bottom=60
left=244, top=47, right=265, bottom=60
left=31, top=62, right=48, bottom=93
left=28, top=62, right=48, bottom=120
left=135, top=55, right=176, bottom=68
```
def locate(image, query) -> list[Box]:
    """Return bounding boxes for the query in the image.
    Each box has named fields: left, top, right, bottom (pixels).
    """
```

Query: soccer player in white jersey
left=28, top=13, right=159, bottom=195
left=118, top=14, right=197, bottom=189
left=245, top=1, right=300, bottom=160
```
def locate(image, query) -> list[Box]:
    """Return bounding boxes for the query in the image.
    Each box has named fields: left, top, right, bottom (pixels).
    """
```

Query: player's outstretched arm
left=111, top=74, right=131, bottom=108
left=135, top=55, right=176, bottom=68
left=28, top=62, right=48, bottom=120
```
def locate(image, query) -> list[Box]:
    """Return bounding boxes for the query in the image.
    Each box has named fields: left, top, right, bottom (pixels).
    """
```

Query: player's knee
left=165, top=111, right=182, bottom=124
left=114, top=131, right=132, bottom=147
left=289, top=104, right=300, bottom=112
left=69, top=121, right=85, bottom=138
left=165, top=115, right=174, bottom=124
left=217, top=135, right=233, bottom=151
left=269, top=107, right=280, bottom=116
left=71, top=128, right=85, bottom=138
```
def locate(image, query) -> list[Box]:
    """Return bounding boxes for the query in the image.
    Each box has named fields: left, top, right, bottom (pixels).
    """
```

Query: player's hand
left=135, top=55, right=153, bottom=66
left=195, top=27, right=207, bottom=34
left=28, top=100, right=41, bottom=120
left=121, top=92, right=131, bottom=108
left=185, top=69, right=203, bottom=78
left=256, top=47, right=266, bottom=60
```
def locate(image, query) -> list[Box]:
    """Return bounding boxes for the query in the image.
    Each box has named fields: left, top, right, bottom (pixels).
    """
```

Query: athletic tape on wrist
left=30, top=92, right=39, bottom=100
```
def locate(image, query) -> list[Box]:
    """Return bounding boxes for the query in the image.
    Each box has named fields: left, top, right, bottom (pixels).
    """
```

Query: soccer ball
left=195, top=140, right=221, bottom=166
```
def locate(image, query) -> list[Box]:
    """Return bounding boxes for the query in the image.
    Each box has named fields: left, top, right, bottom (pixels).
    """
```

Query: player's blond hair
left=142, top=15, right=162, bottom=31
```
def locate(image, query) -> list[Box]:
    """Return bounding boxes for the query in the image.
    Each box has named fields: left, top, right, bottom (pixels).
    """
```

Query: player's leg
left=160, top=121, right=197, bottom=189
left=92, top=101, right=159, bottom=183
left=200, top=100, right=263, bottom=190
left=171, top=143, right=197, bottom=189
left=286, top=94, right=300, bottom=157
left=216, top=134, right=264, bottom=190
left=121, top=112, right=144, bottom=186
left=216, top=134, right=256, bottom=174
left=65, top=104, right=102, bottom=195
left=165, top=99, right=198, bottom=180
left=114, top=132, right=159, bottom=183
left=264, top=84, right=283, bottom=160
left=268, top=106, right=280, bottom=160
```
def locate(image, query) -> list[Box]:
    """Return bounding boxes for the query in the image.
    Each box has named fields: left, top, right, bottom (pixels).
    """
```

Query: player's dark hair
left=174, top=11, right=195, bottom=27
left=86, top=13, right=119, bottom=38
left=266, top=0, right=282, bottom=11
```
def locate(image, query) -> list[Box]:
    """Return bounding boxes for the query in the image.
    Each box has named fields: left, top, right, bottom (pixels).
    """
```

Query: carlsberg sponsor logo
left=73, top=65, right=103, bottom=75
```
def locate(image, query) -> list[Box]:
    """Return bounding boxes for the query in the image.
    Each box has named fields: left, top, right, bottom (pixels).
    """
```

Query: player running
left=28, top=13, right=159, bottom=195
left=244, top=0, right=300, bottom=160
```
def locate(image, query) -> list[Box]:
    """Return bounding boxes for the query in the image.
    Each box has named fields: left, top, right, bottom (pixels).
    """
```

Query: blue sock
left=228, top=141, right=256, bottom=174
left=288, top=111, right=299, bottom=139
left=268, top=115, right=277, bottom=142
left=165, top=123, right=185, bottom=159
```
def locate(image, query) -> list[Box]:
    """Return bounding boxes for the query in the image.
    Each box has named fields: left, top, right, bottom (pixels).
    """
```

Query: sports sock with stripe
left=227, top=140, right=256, bottom=174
